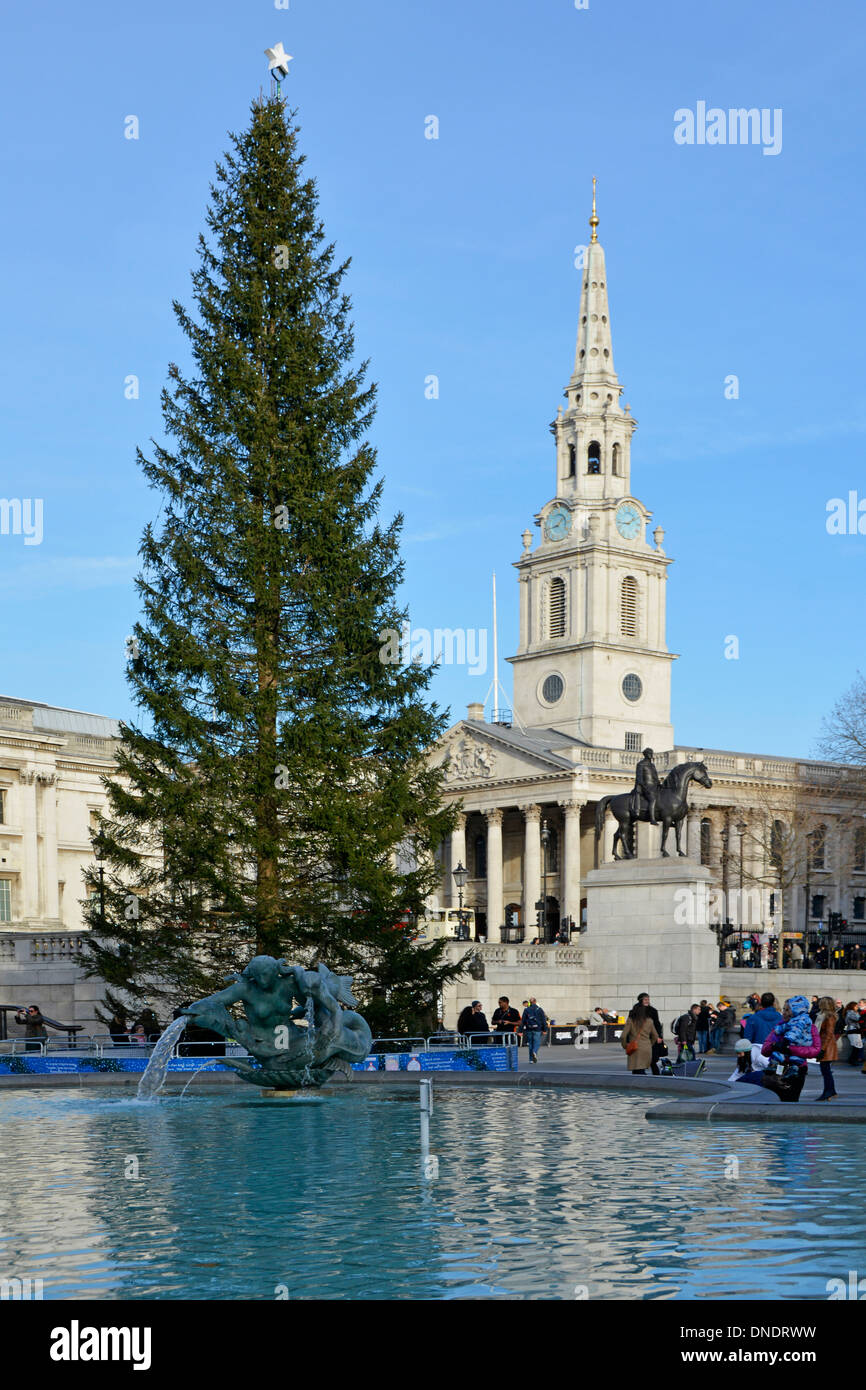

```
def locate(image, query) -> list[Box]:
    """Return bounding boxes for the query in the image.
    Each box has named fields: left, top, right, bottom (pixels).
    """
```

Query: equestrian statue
left=594, top=750, right=713, bottom=860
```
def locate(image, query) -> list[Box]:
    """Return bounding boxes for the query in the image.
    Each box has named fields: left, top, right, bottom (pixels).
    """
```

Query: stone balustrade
left=447, top=941, right=588, bottom=971
left=0, top=932, right=87, bottom=963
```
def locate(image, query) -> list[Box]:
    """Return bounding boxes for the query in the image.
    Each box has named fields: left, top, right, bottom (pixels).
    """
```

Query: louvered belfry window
left=620, top=575, right=638, bottom=637
left=548, top=577, right=566, bottom=638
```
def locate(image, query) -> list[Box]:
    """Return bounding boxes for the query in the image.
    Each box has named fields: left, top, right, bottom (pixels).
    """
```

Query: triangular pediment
left=431, top=721, right=575, bottom=787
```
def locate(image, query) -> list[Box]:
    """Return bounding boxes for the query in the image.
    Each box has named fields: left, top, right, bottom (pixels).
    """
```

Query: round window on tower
left=622, top=673, right=643, bottom=702
left=542, top=673, right=564, bottom=705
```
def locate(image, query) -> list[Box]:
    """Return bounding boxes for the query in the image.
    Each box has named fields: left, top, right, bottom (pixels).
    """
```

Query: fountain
left=136, top=1016, right=187, bottom=1101
left=180, top=956, right=373, bottom=1091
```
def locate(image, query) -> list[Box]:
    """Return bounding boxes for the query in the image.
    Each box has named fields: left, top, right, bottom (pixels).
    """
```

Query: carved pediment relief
left=440, top=734, right=497, bottom=783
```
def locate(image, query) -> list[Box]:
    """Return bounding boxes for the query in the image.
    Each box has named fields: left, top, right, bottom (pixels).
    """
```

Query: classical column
left=39, top=773, right=60, bottom=922
left=518, top=573, right=531, bottom=647
left=485, top=808, right=504, bottom=942
left=522, top=804, right=542, bottom=931
left=449, top=813, right=466, bottom=906
left=562, top=799, right=584, bottom=926
left=19, top=769, right=39, bottom=920
left=687, top=812, right=701, bottom=862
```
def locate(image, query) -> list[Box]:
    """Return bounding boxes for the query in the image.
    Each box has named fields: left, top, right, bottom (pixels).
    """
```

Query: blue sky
left=1, top=0, right=864, bottom=757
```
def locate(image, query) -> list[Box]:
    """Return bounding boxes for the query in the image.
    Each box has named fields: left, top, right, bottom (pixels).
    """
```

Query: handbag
left=625, top=1021, right=642, bottom=1056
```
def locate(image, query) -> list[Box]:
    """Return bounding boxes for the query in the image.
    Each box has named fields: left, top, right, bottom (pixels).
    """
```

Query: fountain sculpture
left=181, top=956, right=373, bottom=1089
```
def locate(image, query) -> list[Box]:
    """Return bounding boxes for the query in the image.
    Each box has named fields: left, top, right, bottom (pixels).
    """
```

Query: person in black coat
left=675, top=1004, right=700, bottom=1060
left=457, top=1001, right=489, bottom=1041
left=491, top=996, right=520, bottom=1037
left=14, top=1005, right=48, bottom=1053
left=636, top=993, right=665, bottom=1074
left=107, top=1011, right=129, bottom=1047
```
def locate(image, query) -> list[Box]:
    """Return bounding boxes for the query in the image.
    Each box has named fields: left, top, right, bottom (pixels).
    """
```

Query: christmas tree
left=81, top=92, right=462, bottom=1034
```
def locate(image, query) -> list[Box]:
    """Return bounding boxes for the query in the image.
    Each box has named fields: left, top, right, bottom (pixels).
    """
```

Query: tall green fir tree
left=81, top=92, right=463, bottom=1034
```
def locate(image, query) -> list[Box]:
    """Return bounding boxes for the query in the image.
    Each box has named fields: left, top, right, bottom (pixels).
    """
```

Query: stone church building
left=429, top=200, right=866, bottom=1023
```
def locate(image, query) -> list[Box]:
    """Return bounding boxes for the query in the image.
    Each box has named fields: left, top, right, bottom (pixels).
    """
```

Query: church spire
left=569, top=180, right=620, bottom=397
left=589, top=174, right=599, bottom=242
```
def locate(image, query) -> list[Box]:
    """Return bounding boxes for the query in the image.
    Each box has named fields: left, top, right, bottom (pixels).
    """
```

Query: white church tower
left=508, top=183, right=676, bottom=752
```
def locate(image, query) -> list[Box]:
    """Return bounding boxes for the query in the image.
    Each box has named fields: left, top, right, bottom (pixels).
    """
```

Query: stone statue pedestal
left=584, top=858, right=720, bottom=1021
left=261, top=1088, right=300, bottom=1099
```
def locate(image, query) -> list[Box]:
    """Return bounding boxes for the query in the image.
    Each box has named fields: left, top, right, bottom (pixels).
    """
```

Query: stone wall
left=442, top=941, right=593, bottom=1029
left=0, top=934, right=108, bottom=1037
left=718, top=968, right=866, bottom=1008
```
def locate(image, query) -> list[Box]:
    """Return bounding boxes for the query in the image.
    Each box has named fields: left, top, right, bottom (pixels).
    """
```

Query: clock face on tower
left=544, top=503, right=571, bottom=542
left=615, top=502, right=641, bottom=540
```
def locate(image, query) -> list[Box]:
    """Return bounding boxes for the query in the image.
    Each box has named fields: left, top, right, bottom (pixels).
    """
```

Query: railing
left=0, top=1032, right=522, bottom=1059
left=0, top=1035, right=249, bottom=1059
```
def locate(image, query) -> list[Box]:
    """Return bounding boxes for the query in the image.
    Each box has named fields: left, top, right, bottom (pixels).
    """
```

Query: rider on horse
left=631, top=748, right=660, bottom=825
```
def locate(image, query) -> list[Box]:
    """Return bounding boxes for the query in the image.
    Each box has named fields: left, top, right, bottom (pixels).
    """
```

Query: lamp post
left=720, top=825, right=731, bottom=965
left=737, top=820, right=747, bottom=965
left=452, top=860, right=468, bottom=941
left=540, top=817, right=551, bottom=943
left=94, top=828, right=107, bottom=931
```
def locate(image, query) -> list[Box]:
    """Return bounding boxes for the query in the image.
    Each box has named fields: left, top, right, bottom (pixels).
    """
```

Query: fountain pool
left=1, top=1084, right=861, bottom=1300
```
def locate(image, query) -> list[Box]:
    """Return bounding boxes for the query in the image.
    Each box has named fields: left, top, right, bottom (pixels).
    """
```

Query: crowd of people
left=456, top=996, right=549, bottom=1061
left=620, top=988, right=866, bottom=1102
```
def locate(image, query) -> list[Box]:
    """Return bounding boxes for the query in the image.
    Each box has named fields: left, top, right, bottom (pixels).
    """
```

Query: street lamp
left=94, top=828, right=107, bottom=931
left=737, top=820, right=747, bottom=964
left=540, top=817, right=551, bottom=943
left=720, top=825, right=732, bottom=964
left=452, top=860, right=469, bottom=941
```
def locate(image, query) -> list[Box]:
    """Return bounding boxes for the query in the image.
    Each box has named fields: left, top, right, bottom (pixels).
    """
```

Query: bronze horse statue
left=594, top=761, right=712, bottom=860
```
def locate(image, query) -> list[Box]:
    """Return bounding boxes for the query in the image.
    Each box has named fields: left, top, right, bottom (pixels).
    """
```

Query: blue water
left=0, top=1085, right=862, bottom=1300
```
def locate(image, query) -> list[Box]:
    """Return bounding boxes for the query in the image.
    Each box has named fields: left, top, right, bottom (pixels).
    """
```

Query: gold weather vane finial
left=589, top=175, right=599, bottom=242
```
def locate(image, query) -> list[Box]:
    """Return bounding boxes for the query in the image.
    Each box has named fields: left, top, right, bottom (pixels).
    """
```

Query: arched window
left=587, top=440, right=601, bottom=474
left=611, top=443, right=620, bottom=476
left=700, top=817, right=712, bottom=866
left=548, top=577, right=566, bottom=638
left=474, top=833, right=486, bottom=879
left=620, top=576, right=638, bottom=637
left=567, top=443, right=576, bottom=478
